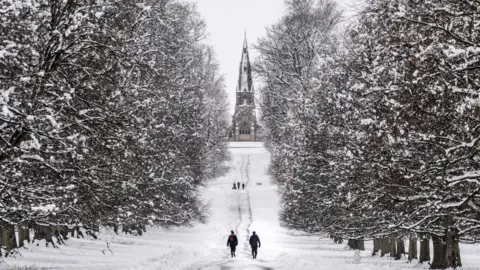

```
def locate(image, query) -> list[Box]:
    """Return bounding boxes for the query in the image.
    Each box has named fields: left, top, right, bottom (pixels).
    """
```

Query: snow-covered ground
left=2, top=142, right=480, bottom=269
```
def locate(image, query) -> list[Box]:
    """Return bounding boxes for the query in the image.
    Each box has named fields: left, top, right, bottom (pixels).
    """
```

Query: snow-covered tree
left=258, top=0, right=480, bottom=266
left=344, top=1, right=480, bottom=267
left=256, top=0, right=346, bottom=233
left=0, top=0, right=229, bottom=253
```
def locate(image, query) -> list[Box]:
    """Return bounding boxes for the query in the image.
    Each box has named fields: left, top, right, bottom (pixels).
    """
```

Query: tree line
left=0, top=0, right=229, bottom=255
left=256, top=0, right=480, bottom=269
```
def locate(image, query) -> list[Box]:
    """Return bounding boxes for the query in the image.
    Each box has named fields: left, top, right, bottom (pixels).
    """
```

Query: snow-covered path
left=186, top=144, right=279, bottom=270
left=3, top=142, right=480, bottom=269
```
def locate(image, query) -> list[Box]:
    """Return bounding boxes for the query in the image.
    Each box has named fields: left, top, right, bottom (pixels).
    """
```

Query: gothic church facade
left=231, top=35, right=259, bottom=141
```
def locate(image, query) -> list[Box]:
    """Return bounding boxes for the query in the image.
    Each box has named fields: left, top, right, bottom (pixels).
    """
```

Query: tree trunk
left=59, top=227, right=69, bottom=240
left=408, top=237, right=418, bottom=262
left=389, top=237, right=396, bottom=258
left=0, top=227, right=2, bottom=257
left=112, top=223, right=118, bottom=234
left=395, top=238, right=405, bottom=260
left=380, top=237, right=389, bottom=257
left=372, top=238, right=380, bottom=256
left=430, top=234, right=446, bottom=269
left=419, top=233, right=430, bottom=263
left=357, top=239, right=365, bottom=251
left=33, top=225, right=57, bottom=247
left=347, top=239, right=358, bottom=250
left=53, top=226, right=66, bottom=245
left=17, top=223, right=30, bottom=247
left=333, top=235, right=343, bottom=244
left=445, top=228, right=461, bottom=268
left=1, top=224, right=17, bottom=256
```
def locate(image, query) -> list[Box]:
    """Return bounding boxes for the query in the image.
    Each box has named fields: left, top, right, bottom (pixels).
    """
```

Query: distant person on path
left=227, top=230, right=238, bottom=258
left=249, top=231, right=261, bottom=258
left=242, top=183, right=245, bottom=189
left=237, top=182, right=240, bottom=190
left=232, top=183, right=237, bottom=189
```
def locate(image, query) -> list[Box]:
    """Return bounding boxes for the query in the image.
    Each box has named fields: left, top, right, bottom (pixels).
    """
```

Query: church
left=230, top=34, right=260, bottom=141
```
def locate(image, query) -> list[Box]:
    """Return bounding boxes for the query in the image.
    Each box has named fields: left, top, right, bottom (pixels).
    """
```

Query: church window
left=239, top=122, right=251, bottom=135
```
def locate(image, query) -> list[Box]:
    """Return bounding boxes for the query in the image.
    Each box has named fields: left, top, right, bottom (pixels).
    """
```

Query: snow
left=94, top=11, right=103, bottom=19
left=20, top=154, right=44, bottom=162
left=19, top=137, right=41, bottom=150
left=3, top=142, right=480, bottom=269
left=353, top=249, right=361, bottom=264
left=360, top=118, right=374, bottom=125
left=31, top=204, right=57, bottom=213
left=1, top=86, right=15, bottom=103
left=1, top=105, right=13, bottom=117
left=46, top=114, right=59, bottom=128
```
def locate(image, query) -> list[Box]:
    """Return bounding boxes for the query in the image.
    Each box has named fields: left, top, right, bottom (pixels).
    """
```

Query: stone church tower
left=232, top=34, right=258, bottom=141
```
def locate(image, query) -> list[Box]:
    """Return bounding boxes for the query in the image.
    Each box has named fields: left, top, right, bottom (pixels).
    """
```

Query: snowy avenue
left=2, top=143, right=480, bottom=269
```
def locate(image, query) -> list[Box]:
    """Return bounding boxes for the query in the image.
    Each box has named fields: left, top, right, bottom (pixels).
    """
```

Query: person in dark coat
left=227, top=230, right=238, bottom=257
left=242, top=183, right=245, bottom=189
left=249, top=231, right=261, bottom=258
left=237, top=182, right=240, bottom=190
left=232, top=183, right=237, bottom=189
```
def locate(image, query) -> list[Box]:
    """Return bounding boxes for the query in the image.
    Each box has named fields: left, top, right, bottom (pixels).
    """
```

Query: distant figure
left=232, top=183, right=237, bottom=189
left=242, top=183, right=245, bottom=190
left=237, top=182, right=240, bottom=190
left=249, top=231, right=261, bottom=259
left=227, top=230, right=238, bottom=258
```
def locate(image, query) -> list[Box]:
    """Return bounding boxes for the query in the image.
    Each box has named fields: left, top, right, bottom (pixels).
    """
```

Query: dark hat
left=231, top=230, right=234, bottom=234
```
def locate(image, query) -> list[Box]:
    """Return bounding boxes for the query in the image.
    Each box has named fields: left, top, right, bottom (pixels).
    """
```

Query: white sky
left=187, top=0, right=363, bottom=114
left=187, top=0, right=285, bottom=114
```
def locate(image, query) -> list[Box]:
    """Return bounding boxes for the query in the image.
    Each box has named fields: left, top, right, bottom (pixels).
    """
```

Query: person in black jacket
left=227, top=230, right=238, bottom=257
left=249, top=231, right=261, bottom=258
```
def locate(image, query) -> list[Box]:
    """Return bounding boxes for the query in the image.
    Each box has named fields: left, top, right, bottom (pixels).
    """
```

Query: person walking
left=242, top=183, right=245, bottom=189
left=237, top=182, right=240, bottom=190
left=232, top=183, right=237, bottom=189
left=227, top=230, right=238, bottom=258
left=249, top=231, right=261, bottom=258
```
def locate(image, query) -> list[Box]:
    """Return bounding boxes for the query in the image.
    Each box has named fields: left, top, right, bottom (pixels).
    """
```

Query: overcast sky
left=187, top=0, right=363, bottom=114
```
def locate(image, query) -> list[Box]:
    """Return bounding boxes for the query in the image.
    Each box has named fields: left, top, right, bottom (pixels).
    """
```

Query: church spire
left=237, top=31, right=253, bottom=93
left=231, top=32, right=258, bottom=142
left=243, top=28, right=247, bottom=48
